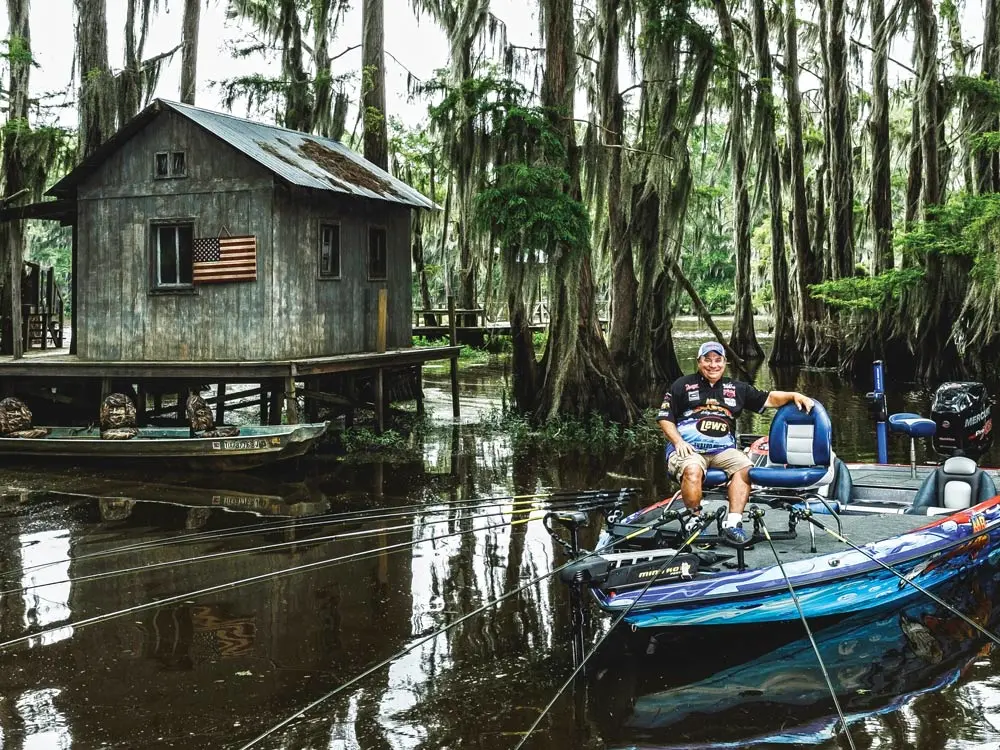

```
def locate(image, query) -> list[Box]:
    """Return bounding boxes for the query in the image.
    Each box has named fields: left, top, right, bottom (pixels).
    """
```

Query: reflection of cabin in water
left=0, top=99, right=458, bottom=427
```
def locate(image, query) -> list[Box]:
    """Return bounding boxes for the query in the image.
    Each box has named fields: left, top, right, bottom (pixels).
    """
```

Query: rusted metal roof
left=50, top=99, right=436, bottom=210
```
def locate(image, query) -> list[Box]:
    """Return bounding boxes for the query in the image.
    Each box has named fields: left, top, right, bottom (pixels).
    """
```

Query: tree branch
left=508, top=43, right=599, bottom=66
left=330, top=44, right=360, bottom=63
left=849, top=36, right=917, bottom=74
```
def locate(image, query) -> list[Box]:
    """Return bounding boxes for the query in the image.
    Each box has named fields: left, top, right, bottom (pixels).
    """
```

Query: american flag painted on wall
left=192, top=235, right=257, bottom=283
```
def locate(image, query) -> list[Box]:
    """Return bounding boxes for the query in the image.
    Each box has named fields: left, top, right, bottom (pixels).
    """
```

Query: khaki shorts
left=667, top=447, right=751, bottom=481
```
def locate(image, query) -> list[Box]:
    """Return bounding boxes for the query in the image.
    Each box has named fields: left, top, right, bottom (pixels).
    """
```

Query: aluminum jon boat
left=0, top=422, right=330, bottom=471
left=550, top=365, right=1000, bottom=629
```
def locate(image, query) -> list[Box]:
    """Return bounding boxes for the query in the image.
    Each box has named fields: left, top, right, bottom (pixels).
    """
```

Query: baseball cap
left=697, top=341, right=725, bottom=359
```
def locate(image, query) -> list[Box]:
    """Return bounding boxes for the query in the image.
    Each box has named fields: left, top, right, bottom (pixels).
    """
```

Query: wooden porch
left=0, top=345, right=461, bottom=431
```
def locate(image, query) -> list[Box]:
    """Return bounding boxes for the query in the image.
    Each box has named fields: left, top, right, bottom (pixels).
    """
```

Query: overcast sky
left=2, top=1, right=991, bottom=134
left=5, top=0, right=540, bottom=129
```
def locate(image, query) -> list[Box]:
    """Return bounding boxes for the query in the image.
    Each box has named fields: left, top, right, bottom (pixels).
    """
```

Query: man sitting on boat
left=656, top=340, right=814, bottom=545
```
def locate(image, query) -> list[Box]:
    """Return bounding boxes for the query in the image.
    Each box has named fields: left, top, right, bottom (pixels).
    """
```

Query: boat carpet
left=844, top=463, right=1000, bottom=492
left=660, top=495, right=938, bottom=570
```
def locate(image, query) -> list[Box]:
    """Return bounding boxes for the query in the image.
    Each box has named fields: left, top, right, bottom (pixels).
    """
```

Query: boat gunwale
left=0, top=421, right=328, bottom=446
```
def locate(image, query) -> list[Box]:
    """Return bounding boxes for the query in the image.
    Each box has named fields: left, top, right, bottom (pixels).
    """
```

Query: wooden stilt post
left=137, top=383, right=147, bottom=426
left=448, top=294, right=460, bottom=419
left=259, top=382, right=268, bottom=425
left=176, top=385, right=186, bottom=423
left=216, top=382, right=226, bottom=426
left=375, top=368, right=385, bottom=433
left=100, top=377, right=111, bottom=400
left=268, top=379, right=282, bottom=425
left=376, top=288, right=388, bottom=354
left=345, top=376, right=355, bottom=428
left=284, top=366, right=299, bottom=425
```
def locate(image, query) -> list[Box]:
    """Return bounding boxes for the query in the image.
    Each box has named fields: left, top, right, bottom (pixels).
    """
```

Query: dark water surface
left=1, top=326, right=1000, bottom=749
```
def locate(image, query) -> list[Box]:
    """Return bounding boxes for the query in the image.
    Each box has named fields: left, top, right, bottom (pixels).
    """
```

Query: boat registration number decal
left=211, top=439, right=271, bottom=451
left=972, top=513, right=987, bottom=533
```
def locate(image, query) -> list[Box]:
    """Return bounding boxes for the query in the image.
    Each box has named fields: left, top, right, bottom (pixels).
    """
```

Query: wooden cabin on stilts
left=0, top=99, right=459, bottom=432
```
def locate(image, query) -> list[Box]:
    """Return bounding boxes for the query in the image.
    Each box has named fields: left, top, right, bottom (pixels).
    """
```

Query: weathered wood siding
left=74, top=110, right=413, bottom=361
left=271, top=188, right=412, bottom=358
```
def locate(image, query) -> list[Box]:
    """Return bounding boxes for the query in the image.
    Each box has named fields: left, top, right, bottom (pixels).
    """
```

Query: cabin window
left=319, top=223, right=341, bottom=279
left=368, top=226, right=387, bottom=281
left=153, top=223, right=194, bottom=288
left=154, top=151, right=187, bottom=179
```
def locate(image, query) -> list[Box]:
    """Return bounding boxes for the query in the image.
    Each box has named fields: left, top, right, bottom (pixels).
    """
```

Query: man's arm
left=657, top=417, right=697, bottom=458
left=764, top=390, right=814, bottom=412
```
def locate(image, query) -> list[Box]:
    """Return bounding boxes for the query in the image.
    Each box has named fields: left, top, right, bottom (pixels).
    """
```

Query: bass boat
left=550, top=363, right=1000, bottom=629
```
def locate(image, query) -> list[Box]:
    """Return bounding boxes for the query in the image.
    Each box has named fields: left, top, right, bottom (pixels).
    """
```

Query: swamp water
left=0, top=322, right=999, bottom=748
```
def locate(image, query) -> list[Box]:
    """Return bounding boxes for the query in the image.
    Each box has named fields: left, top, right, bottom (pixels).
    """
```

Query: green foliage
left=475, top=163, right=590, bottom=257
left=809, top=269, right=923, bottom=311
left=339, top=427, right=407, bottom=453
left=411, top=336, right=490, bottom=363
left=700, top=284, right=734, bottom=313
left=898, top=193, right=1000, bottom=260
left=1, top=35, right=34, bottom=66
left=970, top=131, right=1000, bottom=154
left=481, top=406, right=664, bottom=454
left=954, top=76, right=1000, bottom=111
left=412, top=335, right=450, bottom=347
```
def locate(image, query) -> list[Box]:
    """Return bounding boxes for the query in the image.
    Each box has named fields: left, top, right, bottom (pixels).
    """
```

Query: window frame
left=153, top=150, right=188, bottom=180
left=318, top=221, right=342, bottom=280
left=367, top=224, right=388, bottom=281
left=149, top=219, right=196, bottom=295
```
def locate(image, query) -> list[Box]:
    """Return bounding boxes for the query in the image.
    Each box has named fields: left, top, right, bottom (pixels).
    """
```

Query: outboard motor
left=930, top=382, right=994, bottom=459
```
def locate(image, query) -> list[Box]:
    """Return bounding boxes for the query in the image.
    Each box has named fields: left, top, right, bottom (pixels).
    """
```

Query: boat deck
left=682, top=495, right=931, bottom=569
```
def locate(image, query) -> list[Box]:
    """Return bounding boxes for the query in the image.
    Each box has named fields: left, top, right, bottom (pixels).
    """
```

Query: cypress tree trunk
left=749, top=0, right=797, bottom=365
left=870, top=0, right=893, bottom=274
left=180, top=0, right=201, bottom=104
left=1, top=0, right=30, bottom=358
left=913, top=0, right=965, bottom=379
left=713, top=0, right=763, bottom=361
left=312, top=0, right=341, bottom=139
left=827, top=0, right=855, bottom=279
left=599, top=0, right=637, bottom=381
left=75, top=0, right=116, bottom=159
left=784, top=0, right=823, bottom=360
left=535, top=0, right=637, bottom=423
left=362, top=0, right=388, bottom=170
left=978, top=0, right=1000, bottom=194
left=280, top=1, right=311, bottom=132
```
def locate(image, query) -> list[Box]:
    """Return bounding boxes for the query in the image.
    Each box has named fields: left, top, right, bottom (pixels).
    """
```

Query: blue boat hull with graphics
left=591, top=496, right=1000, bottom=629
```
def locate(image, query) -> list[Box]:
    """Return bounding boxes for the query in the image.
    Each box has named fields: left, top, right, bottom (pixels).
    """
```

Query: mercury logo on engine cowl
left=965, top=408, right=991, bottom=428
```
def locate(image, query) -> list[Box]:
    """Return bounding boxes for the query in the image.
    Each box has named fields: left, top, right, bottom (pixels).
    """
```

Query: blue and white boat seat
left=888, top=412, right=936, bottom=439
left=703, top=468, right=729, bottom=488
left=748, top=401, right=834, bottom=490
left=889, top=412, right=936, bottom=478
left=908, top=455, right=997, bottom=514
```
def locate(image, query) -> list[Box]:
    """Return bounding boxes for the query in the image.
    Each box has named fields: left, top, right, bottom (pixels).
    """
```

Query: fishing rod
left=748, top=506, right=857, bottom=750
left=2, top=499, right=623, bottom=596
left=5, top=488, right=637, bottom=582
left=798, top=509, right=1000, bottom=648
left=0, top=497, right=640, bottom=653
left=512, top=507, right=725, bottom=750
left=236, top=502, right=695, bottom=749
left=0, top=512, right=548, bottom=652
